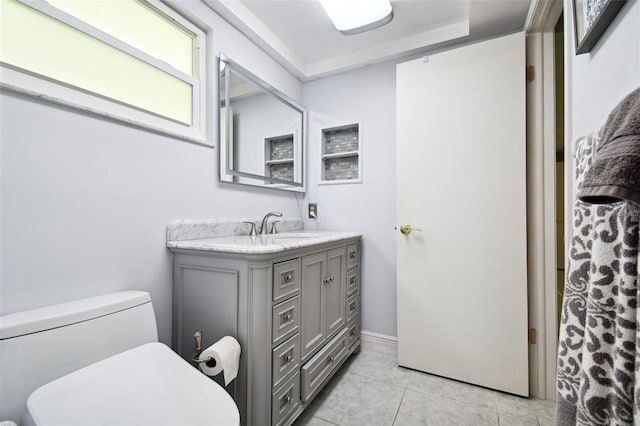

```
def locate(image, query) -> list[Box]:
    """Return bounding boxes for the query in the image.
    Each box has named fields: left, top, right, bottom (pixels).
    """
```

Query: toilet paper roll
left=199, top=336, right=241, bottom=386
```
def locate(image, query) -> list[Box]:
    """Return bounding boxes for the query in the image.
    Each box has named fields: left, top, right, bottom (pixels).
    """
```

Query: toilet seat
left=24, top=342, right=240, bottom=426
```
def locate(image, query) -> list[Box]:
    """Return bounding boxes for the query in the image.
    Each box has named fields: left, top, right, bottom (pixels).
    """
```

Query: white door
left=396, top=32, right=528, bottom=396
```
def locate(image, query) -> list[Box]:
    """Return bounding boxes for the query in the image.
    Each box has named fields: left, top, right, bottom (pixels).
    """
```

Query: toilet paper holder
left=192, top=331, right=217, bottom=368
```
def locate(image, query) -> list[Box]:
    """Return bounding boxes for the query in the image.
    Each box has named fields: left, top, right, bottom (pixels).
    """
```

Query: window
left=0, top=0, right=206, bottom=143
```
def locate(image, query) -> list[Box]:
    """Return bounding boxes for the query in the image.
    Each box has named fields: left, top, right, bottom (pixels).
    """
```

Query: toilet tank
left=0, top=291, right=158, bottom=423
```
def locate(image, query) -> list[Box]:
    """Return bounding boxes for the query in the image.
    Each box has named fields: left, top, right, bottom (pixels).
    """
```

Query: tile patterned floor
left=293, top=350, right=556, bottom=426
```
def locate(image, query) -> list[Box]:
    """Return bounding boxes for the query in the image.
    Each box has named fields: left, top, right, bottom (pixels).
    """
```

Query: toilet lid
left=26, top=342, right=240, bottom=426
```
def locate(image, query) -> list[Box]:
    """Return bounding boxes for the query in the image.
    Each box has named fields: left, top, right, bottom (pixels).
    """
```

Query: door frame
left=524, top=0, right=564, bottom=400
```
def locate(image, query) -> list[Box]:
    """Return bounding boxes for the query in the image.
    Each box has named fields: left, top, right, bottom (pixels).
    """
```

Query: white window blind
left=46, top=0, right=194, bottom=76
left=0, top=0, right=206, bottom=142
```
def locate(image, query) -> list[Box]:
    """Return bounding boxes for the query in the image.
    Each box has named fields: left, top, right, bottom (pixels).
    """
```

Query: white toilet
left=0, top=291, right=240, bottom=425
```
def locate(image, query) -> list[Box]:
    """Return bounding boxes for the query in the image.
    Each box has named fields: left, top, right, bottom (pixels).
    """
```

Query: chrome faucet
left=260, top=211, right=282, bottom=235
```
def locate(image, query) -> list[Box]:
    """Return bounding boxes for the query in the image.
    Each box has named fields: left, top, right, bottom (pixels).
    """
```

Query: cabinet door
left=325, top=247, right=346, bottom=338
left=300, top=252, right=326, bottom=360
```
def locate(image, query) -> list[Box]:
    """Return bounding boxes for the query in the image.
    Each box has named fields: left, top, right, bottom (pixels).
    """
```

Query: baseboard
left=360, top=330, right=397, bottom=356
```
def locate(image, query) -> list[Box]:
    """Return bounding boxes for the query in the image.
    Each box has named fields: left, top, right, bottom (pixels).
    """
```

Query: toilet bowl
left=0, top=291, right=240, bottom=425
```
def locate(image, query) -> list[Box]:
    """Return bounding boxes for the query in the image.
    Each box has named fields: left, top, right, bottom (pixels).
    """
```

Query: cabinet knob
left=283, top=354, right=292, bottom=364
left=282, top=394, right=292, bottom=406
left=350, top=276, right=356, bottom=284
left=281, top=312, right=292, bottom=324
left=284, top=273, right=293, bottom=283
left=328, top=355, right=335, bottom=363
left=350, top=328, right=357, bottom=336
left=350, top=302, right=357, bottom=311
left=350, top=252, right=357, bottom=259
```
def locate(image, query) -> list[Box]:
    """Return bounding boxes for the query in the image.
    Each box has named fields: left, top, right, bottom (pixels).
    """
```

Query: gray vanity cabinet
left=300, top=248, right=346, bottom=361
left=170, top=236, right=360, bottom=426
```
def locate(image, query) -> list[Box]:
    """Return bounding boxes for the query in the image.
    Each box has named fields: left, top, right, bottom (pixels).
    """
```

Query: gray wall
left=566, top=0, right=639, bottom=139
left=302, top=62, right=398, bottom=338
left=5, top=0, right=636, bottom=347
left=301, top=3, right=640, bottom=340
left=0, top=1, right=303, bottom=345
left=563, top=0, right=640, bottom=248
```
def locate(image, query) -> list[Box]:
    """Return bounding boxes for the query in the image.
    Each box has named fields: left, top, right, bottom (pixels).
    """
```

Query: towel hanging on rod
left=556, top=88, right=640, bottom=425
left=578, top=87, right=640, bottom=205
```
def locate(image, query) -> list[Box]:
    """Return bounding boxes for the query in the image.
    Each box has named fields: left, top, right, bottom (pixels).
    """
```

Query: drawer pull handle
left=350, top=328, right=357, bottom=336
left=329, top=276, right=334, bottom=282
left=281, top=394, right=293, bottom=408
left=281, top=312, right=293, bottom=324
left=350, top=276, right=356, bottom=284
left=284, top=273, right=293, bottom=283
left=350, top=252, right=357, bottom=259
left=328, top=355, right=335, bottom=363
left=323, top=277, right=334, bottom=284
left=350, top=302, right=357, bottom=311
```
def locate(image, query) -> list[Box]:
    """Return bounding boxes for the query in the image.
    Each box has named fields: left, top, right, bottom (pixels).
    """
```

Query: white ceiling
left=205, top=0, right=532, bottom=80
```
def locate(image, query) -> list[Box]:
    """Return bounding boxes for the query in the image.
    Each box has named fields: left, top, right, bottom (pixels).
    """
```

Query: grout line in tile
left=391, top=387, right=407, bottom=426
left=340, top=368, right=408, bottom=393
left=403, top=383, right=500, bottom=420
left=313, top=415, right=341, bottom=426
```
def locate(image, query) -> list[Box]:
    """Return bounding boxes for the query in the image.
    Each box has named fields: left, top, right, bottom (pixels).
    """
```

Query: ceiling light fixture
left=318, top=0, right=394, bottom=35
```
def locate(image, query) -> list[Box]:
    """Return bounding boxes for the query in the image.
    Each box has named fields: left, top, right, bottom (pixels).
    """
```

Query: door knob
left=399, top=224, right=422, bottom=235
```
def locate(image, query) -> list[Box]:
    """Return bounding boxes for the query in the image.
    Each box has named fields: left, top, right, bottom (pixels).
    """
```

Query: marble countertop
left=167, top=231, right=361, bottom=254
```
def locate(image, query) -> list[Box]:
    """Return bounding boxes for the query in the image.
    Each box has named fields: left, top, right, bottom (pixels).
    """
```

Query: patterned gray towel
left=579, top=87, right=640, bottom=205
left=556, top=133, right=640, bottom=425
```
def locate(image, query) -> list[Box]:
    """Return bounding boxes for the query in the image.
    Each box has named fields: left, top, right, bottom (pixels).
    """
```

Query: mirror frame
left=218, top=53, right=306, bottom=192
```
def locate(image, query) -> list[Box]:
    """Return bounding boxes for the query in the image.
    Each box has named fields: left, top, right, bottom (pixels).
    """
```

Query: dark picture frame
left=573, top=0, right=627, bottom=54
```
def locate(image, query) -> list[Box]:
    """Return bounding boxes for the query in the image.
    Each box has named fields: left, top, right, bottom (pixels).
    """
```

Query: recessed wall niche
left=320, top=123, right=361, bottom=184
left=265, top=134, right=294, bottom=182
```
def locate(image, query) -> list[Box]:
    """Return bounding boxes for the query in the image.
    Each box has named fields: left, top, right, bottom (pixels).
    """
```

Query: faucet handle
left=270, top=221, right=279, bottom=234
left=243, top=221, right=257, bottom=236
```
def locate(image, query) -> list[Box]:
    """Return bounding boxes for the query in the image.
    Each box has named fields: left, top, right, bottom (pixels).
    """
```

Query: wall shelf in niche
left=265, top=134, right=294, bottom=183
left=320, top=123, right=361, bottom=184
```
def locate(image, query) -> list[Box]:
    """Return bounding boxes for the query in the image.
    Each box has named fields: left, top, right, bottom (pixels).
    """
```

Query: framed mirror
left=219, top=54, right=306, bottom=192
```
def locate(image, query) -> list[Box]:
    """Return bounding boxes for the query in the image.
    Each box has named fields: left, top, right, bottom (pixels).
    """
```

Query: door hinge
left=527, top=66, right=535, bottom=82
left=528, top=328, right=537, bottom=344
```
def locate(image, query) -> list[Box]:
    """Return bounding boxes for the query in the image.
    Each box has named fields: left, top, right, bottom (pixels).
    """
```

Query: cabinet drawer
left=273, top=259, right=300, bottom=304
left=272, top=333, right=300, bottom=388
left=347, top=318, right=360, bottom=350
left=346, top=244, right=359, bottom=269
left=272, top=372, right=300, bottom=426
left=272, top=296, right=300, bottom=345
left=300, top=327, right=349, bottom=402
left=346, top=292, right=358, bottom=323
left=346, top=268, right=359, bottom=296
